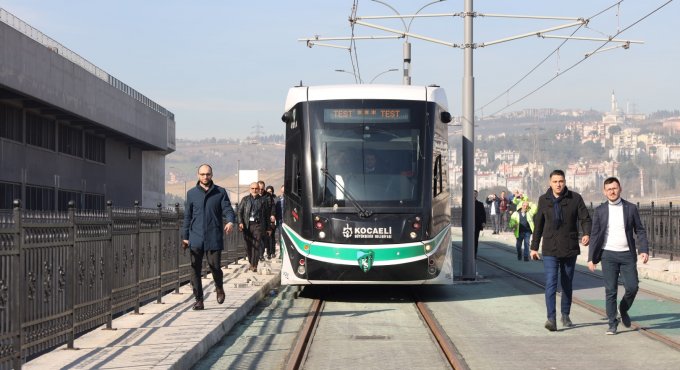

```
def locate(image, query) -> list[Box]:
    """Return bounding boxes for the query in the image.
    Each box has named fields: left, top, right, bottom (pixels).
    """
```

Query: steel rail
left=486, top=241, right=680, bottom=305
left=284, top=298, right=323, bottom=370
left=464, top=244, right=680, bottom=351
left=414, top=300, right=470, bottom=370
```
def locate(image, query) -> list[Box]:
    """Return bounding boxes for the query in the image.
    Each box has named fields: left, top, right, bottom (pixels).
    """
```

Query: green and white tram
left=280, top=84, right=453, bottom=285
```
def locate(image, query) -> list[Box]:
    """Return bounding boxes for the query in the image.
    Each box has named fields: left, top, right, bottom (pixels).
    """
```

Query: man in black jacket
left=530, top=169, right=591, bottom=332
left=474, top=190, right=486, bottom=258
left=238, top=182, right=274, bottom=272
left=182, top=164, right=235, bottom=310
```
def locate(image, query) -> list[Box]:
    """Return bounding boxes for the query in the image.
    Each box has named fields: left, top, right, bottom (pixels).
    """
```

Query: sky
left=1, top=0, right=678, bottom=139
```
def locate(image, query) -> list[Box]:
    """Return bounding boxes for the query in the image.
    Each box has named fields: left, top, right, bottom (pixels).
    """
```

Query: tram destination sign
left=324, top=108, right=410, bottom=123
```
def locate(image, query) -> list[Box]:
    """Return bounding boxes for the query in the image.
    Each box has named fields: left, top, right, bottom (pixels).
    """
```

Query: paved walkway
left=470, top=229, right=680, bottom=287
left=24, top=257, right=282, bottom=370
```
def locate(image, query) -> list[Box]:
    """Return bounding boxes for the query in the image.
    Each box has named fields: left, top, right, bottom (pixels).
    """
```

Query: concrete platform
left=23, top=257, right=282, bottom=370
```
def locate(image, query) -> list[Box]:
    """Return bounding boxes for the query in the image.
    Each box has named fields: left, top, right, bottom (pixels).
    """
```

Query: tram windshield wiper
left=319, top=168, right=373, bottom=218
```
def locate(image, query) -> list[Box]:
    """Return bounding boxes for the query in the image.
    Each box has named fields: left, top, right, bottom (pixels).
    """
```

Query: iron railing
left=451, top=202, right=679, bottom=260
left=0, top=200, right=245, bottom=369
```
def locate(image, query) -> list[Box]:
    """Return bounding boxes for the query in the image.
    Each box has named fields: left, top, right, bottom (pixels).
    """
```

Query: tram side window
left=291, top=154, right=301, bottom=197
left=433, top=154, right=443, bottom=197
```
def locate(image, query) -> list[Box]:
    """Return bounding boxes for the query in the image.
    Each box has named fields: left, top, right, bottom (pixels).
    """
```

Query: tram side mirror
left=281, top=111, right=293, bottom=123
left=440, top=111, right=452, bottom=124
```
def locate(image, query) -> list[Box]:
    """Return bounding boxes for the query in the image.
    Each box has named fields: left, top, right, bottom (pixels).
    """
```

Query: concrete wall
left=0, top=18, right=175, bottom=208
left=0, top=21, right=170, bottom=151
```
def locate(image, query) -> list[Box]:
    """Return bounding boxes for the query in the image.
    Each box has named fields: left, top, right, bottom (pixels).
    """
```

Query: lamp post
left=334, top=69, right=362, bottom=83
left=369, top=68, right=399, bottom=83
left=169, top=166, right=187, bottom=203
left=371, top=0, right=445, bottom=85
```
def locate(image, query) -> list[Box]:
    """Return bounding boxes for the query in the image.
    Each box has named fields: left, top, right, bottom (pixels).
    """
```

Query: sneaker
left=561, top=314, right=574, bottom=327
left=544, top=319, right=557, bottom=332
left=620, top=308, right=632, bottom=328
left=606, top=323, right=617, bottom=335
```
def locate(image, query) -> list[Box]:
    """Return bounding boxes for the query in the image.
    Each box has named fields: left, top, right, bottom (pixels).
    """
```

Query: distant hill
left=166, top=140, right=284, bottom=202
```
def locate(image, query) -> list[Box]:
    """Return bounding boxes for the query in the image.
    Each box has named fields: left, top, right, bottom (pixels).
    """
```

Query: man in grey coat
left=588, top=177, right=649, bottom=335
left=182, top=164, right=235, bottom=310
left=530, top=169, right=591, bottom=332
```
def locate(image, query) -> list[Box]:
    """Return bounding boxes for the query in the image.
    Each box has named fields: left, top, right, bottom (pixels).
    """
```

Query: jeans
left=190, top=249, right=222, bottom=301
left=515, top=231, right=531, bottom=258
left=542, top=255, right=577, bottom=321
left=601, top=250, right=639, bottom=325
left=490, top=214, right=499, bottom=233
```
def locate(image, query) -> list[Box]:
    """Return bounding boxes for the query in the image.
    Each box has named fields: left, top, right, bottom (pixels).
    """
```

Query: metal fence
left=0, top=201, right=245, bottom=370
left=451, top=202, right=680, bottom=260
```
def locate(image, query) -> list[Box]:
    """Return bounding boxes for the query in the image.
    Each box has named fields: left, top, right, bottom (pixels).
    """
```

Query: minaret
left=610, top=90, right=618, bottom=114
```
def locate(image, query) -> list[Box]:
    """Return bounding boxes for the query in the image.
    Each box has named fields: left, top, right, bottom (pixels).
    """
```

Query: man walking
left=588, top=177, right=649, bottom=335
left=182, top=164, right=235, bottom=310
left=530, top=169, right=591, bottom=332
left=238, top=182, right=271, bottom=272
left=474, top=190, right=486, bottom=258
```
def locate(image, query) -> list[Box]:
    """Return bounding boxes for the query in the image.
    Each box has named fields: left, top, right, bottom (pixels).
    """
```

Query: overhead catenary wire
left=477, top=0, right=624, bottom=114
left=349, top=0, right=362, bottom=83
left=482, top=0, right=673, bottom=117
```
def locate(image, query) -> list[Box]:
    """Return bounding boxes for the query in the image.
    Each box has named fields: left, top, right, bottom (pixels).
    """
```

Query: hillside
left=166, top=141, right=285, bottom=202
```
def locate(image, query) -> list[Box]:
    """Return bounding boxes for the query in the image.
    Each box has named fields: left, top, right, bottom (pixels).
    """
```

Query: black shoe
left=523, top=256, right=529, bottom=262
left=517, top=254, right=521, bottom=260
left=606, top=323, right=618, bottom=335
left=620, top=307, right=631, bottom=328
left=544, top=319, right=557, bottom=332
left=259, top=257, right=265, bottom=262
left=216, top=287, right=225, bottom=304
left=561, top=314, right=574, bottom=327
left=192, top=300, right=204, bottom=310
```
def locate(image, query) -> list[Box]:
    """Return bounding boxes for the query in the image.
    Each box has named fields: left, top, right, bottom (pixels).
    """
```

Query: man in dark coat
left=238, top=182, right=274, bottom=272
left=182, top=164, right=235, bottom=310
left=474, top=190, right=486, bottom=258
left=587, top=177, right=649, bottom=335
left=530, top=169, right=591, bottom=332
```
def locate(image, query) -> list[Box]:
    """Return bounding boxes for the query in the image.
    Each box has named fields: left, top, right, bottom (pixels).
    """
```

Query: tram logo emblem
left=342, top=224, right=353, bottom=238
left=356, top=250, right=374, bottom=273
left=342, top=223, right=393, bottom=239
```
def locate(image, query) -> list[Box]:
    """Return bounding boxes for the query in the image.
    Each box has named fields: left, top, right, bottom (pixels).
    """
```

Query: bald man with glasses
left=238, top=182, right=273, bottom=272
left=182, top=164, right=235, bottom=310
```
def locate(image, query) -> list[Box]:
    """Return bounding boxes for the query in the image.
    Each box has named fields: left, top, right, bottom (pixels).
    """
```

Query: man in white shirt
left=588, top=177, right=649, bottom=335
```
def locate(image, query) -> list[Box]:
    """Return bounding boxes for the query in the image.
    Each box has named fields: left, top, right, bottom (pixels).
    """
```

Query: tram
left=279, top=84, right=453, bottom=285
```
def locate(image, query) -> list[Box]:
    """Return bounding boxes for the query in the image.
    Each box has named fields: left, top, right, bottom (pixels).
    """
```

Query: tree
left=608, top=125, right=622, bottom=135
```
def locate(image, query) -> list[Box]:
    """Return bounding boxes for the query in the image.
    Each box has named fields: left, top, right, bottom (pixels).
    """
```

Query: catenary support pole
left=461, top=0, right=476, bottom=280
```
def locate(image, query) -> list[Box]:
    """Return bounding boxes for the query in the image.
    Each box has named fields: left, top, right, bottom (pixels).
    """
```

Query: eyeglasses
left=250, top=187, right=258, bottom=189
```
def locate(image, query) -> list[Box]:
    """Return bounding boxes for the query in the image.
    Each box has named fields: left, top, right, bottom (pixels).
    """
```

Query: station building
left=0, top=8, right=175, bottom=210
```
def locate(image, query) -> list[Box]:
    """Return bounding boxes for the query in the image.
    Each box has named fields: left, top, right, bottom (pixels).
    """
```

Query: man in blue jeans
left=587, top=177, right=649, bottom=335
left=530, top=169, right=591, bottom=332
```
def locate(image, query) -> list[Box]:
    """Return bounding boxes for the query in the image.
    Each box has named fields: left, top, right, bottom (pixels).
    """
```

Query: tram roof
left=284, top=84, right=448, bottom=112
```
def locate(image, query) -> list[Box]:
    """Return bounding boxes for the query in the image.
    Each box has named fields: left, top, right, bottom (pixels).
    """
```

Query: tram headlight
left=318, top=231, right=326, bottom=239
left=409, top=231, right=417, bottom=239
left=424, top=244, right=432, bottom=252
left=297, top=258, right=306, bottom=275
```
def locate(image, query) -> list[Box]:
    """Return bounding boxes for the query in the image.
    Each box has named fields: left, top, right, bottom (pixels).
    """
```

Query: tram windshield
left=309, top=100, right=427, bottom=208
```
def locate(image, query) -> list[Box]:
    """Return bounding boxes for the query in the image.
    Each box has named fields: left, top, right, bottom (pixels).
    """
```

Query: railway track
left=284, top=287, right=469, bottom=370
left=468, top=242, right=680, bottom=351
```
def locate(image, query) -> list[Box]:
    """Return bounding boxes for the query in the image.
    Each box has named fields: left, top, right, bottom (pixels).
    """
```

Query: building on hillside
left=0, top=8, right=175, bottom=210
left=494, top=149, right=520, bottom=164
left=474, top=149, right=489, bottom=168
